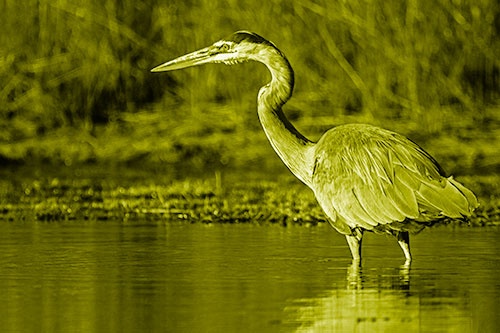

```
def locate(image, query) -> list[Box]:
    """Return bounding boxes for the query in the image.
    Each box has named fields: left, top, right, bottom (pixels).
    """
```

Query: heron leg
left=395, top=231, right=412, bottom=262
left=345, top=228, right=364, bottom=260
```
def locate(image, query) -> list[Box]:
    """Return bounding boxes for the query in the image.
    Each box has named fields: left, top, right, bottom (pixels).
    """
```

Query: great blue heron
left=151, top=31, right=478, bottom=261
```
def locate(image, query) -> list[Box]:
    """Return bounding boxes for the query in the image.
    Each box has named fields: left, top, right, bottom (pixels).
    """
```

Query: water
left=0, top=221, right=498, bottom=332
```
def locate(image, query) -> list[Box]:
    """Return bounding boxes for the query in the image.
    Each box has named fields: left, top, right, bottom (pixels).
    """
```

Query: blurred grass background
left=1, top=0, right=499, bottom=175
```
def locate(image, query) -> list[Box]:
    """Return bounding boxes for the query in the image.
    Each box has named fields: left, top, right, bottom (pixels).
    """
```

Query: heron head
left=151, top=31, right=278, bottom=72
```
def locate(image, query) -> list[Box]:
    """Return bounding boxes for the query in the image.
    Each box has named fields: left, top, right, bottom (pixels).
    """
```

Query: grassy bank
left=0, top=167, right=498, bottom=226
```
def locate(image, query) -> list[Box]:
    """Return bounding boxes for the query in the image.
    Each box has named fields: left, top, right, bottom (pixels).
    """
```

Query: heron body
left=152, top=31, right=478, bottom=261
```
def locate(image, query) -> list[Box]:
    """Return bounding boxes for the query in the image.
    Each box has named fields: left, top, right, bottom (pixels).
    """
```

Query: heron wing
left=312, top=125, right=477, bottom=232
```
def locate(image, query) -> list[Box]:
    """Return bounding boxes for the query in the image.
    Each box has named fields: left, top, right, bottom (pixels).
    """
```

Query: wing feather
left=332, top=186, right=378, bottom=228
left=389, top=170, right=420, bottom=217
left=416, top=176, right=477, bottom=217
left=312, top=124, right=478, bottom=233
left=356, top=188, right=405, bottom=223
left=448, top=177, right=478, bottom=209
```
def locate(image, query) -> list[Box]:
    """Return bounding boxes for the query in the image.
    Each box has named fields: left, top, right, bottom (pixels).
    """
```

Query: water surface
left=0, top=221, right=498, bottom=332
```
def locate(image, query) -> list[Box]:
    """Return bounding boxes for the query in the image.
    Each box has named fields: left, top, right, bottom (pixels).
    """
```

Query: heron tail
left=416, top=176, right=478, bottom=218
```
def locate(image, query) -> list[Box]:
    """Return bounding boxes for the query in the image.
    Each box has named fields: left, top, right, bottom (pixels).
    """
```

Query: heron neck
left=257, top=50, right=315, bottom=187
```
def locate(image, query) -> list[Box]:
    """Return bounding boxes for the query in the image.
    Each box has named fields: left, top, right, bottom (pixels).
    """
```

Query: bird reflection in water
left=346, top=260, right=410, bottom=292
left=284, top=261, right=471, bottom=332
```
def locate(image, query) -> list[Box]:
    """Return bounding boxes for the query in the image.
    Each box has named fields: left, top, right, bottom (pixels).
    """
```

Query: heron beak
left=151, top=47, right=214, bottom=72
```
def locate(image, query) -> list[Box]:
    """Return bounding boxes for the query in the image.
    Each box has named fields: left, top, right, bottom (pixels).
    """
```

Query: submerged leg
left=395, top=231, right=412, bottom=262
left=347, top=259, right=362, bottom=289
left=345, top=228, right=364, bottom=260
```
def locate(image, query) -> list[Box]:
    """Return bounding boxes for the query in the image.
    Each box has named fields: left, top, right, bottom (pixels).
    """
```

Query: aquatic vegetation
left=0, top=168, right=498, bottom=226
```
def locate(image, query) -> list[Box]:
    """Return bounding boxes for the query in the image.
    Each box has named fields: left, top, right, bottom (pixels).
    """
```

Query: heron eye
left=219, top=43, right=230, bottom=52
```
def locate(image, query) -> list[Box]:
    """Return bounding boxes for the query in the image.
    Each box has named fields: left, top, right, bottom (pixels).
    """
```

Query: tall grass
left=0, top=0, right=499, bottom=172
